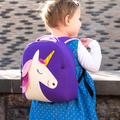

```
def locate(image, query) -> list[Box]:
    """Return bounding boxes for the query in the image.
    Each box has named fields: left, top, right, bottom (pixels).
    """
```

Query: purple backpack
left=20, top=35, right=79, bottom=103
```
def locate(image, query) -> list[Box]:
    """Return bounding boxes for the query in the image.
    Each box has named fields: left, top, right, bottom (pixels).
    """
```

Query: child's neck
left=50, top=27, right=69, bottom=37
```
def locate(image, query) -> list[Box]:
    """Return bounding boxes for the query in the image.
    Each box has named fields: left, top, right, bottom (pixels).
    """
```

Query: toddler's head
left=39, top=0, right=81, bottom=36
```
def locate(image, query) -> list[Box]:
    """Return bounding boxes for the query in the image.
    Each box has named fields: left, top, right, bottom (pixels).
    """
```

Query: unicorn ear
left=33, top=50, right=39, bottom=62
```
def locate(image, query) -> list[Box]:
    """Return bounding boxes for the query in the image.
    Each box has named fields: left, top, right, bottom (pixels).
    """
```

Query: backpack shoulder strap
left=78, top=68, right=94, bottom=98
left=64, top=38, right=79, bottom=44
left=57, top=37, right=79, bottom=44
left=78, top=68, right=85, bottom=83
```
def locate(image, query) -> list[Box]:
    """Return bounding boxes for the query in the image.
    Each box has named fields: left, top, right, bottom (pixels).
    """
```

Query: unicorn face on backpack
left=21, top=50, right=58, bottom=102
left=21, top=36, right=78, bottom=102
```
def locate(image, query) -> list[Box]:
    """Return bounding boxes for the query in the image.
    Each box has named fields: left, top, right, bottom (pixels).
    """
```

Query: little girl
left=29, top=0, right=102, bottom=119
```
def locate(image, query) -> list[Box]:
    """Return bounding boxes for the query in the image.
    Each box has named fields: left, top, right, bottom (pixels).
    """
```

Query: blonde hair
left=39, top=0, right=80, bottom=31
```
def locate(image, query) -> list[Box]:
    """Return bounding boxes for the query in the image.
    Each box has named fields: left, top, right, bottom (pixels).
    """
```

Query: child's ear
left=65, top=15, right=71, bottom=26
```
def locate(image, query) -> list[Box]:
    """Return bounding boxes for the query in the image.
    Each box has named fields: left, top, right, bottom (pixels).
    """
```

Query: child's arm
left=77, top=38, right=102, bottom=73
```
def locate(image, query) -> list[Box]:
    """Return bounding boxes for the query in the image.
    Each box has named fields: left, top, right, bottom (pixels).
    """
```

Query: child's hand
left=80, top=38, right=93, bottom=48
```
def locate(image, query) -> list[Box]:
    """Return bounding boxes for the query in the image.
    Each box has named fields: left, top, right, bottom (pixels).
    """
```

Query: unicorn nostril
left=52, top=83, right=55, bottom=86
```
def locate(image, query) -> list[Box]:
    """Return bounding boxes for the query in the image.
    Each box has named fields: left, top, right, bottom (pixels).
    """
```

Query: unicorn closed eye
left=20, top=50, right=58, bottom=102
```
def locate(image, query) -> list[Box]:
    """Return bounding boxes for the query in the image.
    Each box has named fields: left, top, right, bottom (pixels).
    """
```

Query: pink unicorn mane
left=20, top=59, right=46, bottom=93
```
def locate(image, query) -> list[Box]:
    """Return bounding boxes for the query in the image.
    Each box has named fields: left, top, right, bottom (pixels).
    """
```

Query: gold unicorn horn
left=44, top=51, right=55, bottom=66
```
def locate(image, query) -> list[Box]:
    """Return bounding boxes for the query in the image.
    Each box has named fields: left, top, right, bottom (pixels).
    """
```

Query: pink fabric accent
left=22, top=87, right=27, bottom=93
left=20, top=73, right=28, bottom=88
left=35, top=35, right=57, bottom=42
left=22, top=60, right=32, bottom=77
left=20, top=73, right=29, bottom=93
left=39, top=59, right=46, bottom=64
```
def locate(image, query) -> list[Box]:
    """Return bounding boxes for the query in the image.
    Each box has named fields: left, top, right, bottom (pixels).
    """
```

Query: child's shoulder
left=66, top=38, right=80, bottom=46
left=66, top=39, right=80, bottom=51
